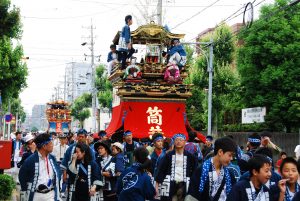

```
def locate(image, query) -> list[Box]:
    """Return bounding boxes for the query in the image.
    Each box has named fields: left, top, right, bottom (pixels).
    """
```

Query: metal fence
left=223, top=132, right=300, bottom=158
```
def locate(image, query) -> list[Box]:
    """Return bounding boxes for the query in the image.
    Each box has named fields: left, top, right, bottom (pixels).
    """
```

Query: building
left=195, top=23, right=244, bottom=54
left=31, top=104, right=47, bottom=131
left=65, top=62, right=93, bottom=103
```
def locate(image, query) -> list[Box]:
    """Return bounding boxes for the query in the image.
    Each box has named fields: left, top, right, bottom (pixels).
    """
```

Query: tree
left=2, top=98, right=26, bottom=123
left=31, top=126, right=38, bottom=132
left=0, top=0, right=28, bottom=104
left=237, top=0, right=300, bottom=132
left=95, top=65, right=113, bottom=109
left=186, top=24, right=241, bottom=132
left=71, top=93, right=92, bottom=128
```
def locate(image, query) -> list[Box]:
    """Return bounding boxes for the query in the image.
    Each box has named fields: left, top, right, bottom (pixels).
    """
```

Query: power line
left=71, top=0, right=237, bottom=8
left=185, top=0, right=267, bottom=42
left=171, top=0, right=222, bottom=30
left=22, top=4, right=125, bottom=20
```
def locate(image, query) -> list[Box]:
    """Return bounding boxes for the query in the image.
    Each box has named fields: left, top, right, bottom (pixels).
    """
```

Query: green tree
left=2, top=98, right=26, bottom=122
left=95, top=65, right=113, bottom=109
left=31, top=126, right=38, bottom=132
left=0, top=0, right=28, bottom=104
left=237, top=0, right=300, bottom=132
left=186, top=24, right=241, bottom=132
left=71, top=93, right=92, bottom=128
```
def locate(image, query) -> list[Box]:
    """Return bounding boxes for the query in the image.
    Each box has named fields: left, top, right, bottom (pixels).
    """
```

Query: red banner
left=106, top=101, right=189, bottom=139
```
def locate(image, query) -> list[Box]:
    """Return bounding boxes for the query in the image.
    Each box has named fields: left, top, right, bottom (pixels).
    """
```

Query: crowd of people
left=6, top=128, right=300, bottom=201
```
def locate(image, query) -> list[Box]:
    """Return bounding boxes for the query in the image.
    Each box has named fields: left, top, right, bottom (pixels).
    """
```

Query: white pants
left=33, top=191, right=55, bottom=201
left=108, top=59, right=118, bottom=75
left=169, top=52, right=187, bottom=66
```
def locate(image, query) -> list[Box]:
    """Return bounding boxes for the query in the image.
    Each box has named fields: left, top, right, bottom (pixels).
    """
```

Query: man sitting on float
left=164, top=39, right=187, bottom=70
left=123, top=58, right=142, bottom=81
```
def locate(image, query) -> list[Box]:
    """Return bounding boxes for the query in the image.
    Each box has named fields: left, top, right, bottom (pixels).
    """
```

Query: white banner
left=242, top=107, right=266, bottom=124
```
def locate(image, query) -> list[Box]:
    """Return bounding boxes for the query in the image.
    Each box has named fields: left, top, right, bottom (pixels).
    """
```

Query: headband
left=248, top=138, right=261, bottom=143
left=173, top=133, right=186, bottom=141
left=36, top=137, right=52, bottom=148
left=153, top=136, right=164, bottom=142
left=124, top=131, right=132, bottom=136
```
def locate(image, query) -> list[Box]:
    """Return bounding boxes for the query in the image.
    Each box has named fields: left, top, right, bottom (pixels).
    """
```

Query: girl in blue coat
left=116, top=147, right=155, bottom=201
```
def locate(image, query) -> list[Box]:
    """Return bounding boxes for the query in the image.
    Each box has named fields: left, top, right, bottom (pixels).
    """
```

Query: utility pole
left=181, top=41, right=214, bottom=136
left=157, top=0, right=163, bottom=25
left=91, top=20, right=97, bottom=133
left=82, top=19, right=97, bottom=133
left=64, top=68, right=67, bottom=101
left=207, top=38, right=214, bottom=137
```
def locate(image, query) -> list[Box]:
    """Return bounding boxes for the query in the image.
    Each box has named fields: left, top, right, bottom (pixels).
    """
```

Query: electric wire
left=171, top=0, right=222, bottom=30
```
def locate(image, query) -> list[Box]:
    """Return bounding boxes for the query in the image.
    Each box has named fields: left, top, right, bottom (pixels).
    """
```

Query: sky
left=9, top=0, right=274, bottom=114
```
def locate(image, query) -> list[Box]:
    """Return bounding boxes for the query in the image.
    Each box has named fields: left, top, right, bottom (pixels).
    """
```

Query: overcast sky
left=10, top=0, right=274, bottom=114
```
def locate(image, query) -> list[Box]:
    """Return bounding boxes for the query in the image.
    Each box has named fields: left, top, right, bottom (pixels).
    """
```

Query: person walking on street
left=67, top=143, right=103, bottom=201
left=187, top=137, right=237, bottom=201
left=17, top=134, right=36, bottom=168
left=116, top=147, right=155, bottom=201
left=155, top=133, right=198, bottom=201
left=53, top=133, right=69, bottom=198
left=123, top=130, right=140, bottom=168
left=19, top=133, right=61, bottom=201
left=12, top=131, right=23, bottom=183
left=95, top=140, right=116, bottom=201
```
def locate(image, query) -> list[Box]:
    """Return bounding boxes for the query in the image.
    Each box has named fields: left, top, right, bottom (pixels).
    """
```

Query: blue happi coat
left=116, top=163, right=155, bottom=201
left=19, top=152, right=61, bottom=201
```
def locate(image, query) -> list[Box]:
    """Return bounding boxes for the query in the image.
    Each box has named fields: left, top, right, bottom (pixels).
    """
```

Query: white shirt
left=14, top=140, right=22, bottom=161
left=174, top=153, right=184, bottom=182
left=52, top=144, right=68, bottom=162
left=36, top=152, right=54, bottom=188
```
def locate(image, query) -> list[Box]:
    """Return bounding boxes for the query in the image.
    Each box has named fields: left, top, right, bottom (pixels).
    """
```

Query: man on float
left=166, top=39, right=187, bottom=70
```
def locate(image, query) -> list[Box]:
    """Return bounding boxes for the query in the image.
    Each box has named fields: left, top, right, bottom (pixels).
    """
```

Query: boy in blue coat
left=226, top=154, right=273, bottom=201
left=107, top=44, right=119, bottom=75
left=118, top=15, right=135, bottom=69
left=117, top=147, right=155, bottom=201
left=186, top=137, right=237, bottom=201
left=166, top=39, right=187, bottom=70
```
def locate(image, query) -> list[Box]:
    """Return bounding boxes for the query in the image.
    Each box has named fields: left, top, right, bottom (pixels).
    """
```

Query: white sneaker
left=61, top=192, right=66, bottom=198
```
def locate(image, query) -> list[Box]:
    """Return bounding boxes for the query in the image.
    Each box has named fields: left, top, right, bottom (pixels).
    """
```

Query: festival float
left=106, top=22, right=205, bottom=142
left=46, top=100, right=71, bottom=133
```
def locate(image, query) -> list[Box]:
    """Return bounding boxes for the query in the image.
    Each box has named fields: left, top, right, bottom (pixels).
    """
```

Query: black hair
left=255, top=147, right=273, bottom=160
left=248, top=132, right=261, bottom=148
left=125, top=15, right=132, bottom=24
left=163, top=138, right=172, bottom=150
left=227, top=135, right=234, bottom=139
left=280, top=151, right=287, bottom=157
left=280, top=157, right=298, bottom=174
left=34, top=133, right=51, bottom=149
left=76, top=143, right=92, bottom=165
left=248, top=154, right=271, bottom=177
left=214, top=137, right=237, bottom=155
left=16, top=131, right=22, bottom=135
left=260, top=130, right=272, bottom=138
left=133, top=147, right=152, bottom=172
left=152, top=133, right=163, bottom=142
left=188, top=131, right=196, bottom=142
left=110, top=44, right=116, bottom=49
